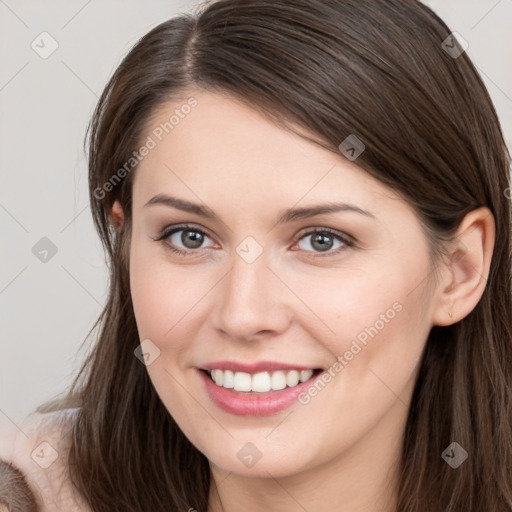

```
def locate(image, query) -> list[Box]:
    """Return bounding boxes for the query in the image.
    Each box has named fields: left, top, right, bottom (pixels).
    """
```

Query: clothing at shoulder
left=0, top=407, right=92, bottom=512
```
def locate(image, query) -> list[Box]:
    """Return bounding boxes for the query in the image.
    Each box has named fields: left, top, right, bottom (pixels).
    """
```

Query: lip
left=197, top=368, right=323, bottom=416
left=200, top=360, right=320, bottom=373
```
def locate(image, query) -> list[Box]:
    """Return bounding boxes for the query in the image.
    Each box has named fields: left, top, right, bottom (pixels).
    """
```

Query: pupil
left=312, top=233, right=333, bottom=252
left=182, top=230, right=203, bottom=249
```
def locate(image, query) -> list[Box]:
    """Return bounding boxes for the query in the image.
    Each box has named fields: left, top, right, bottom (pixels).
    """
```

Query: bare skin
left=111, top=89, right=494, bottom=512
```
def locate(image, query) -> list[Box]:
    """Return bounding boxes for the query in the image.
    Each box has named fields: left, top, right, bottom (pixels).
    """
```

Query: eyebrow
left=143, top=193, right=375, bottom=224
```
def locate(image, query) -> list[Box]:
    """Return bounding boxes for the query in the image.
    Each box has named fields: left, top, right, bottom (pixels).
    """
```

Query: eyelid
left=295, top=225, right=355, bottom=244
left=155, top=222, right=207, bottom=236
left=154, top=223, right=355, bottom=256
left=153, top=223, right=216, bottom=247
left=291, top=227, right=355, bottom=257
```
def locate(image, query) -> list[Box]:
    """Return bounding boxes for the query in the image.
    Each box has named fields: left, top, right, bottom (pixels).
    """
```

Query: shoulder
left=0, top=407, right=91, bottom=512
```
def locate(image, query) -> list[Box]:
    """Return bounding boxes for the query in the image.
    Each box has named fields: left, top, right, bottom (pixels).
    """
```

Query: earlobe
left=111, top=200, right=125, bottom=230
left=431, top=206, right=495, bottom=326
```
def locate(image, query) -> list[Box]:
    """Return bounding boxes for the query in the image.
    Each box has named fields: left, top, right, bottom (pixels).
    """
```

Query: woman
left=1, top=0, right=511, bottom=510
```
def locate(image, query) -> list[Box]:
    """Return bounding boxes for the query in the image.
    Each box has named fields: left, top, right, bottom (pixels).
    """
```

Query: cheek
left=130, top=261, right=172, bottom=343
left=278, top=259, right=432, bottom=450
left=129, top=243, right=214, bottom=362
left=285, top=255, right=431, bottom=385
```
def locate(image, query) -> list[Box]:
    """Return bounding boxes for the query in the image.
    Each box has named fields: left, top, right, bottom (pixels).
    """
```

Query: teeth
left=286, top=370, right=300, bottom=387
left=208, top=368, right=317, bottom=392
left=300, top=369, right=314, bottom=382
left=271, top=371, right=287, bottom=390
left=252, top=372, right=271, bottom=392
left=233, top=371, right=252, bottom=391
left=212, top=369, right=223, bottom=386
left=223, top=370, right=235, bottom=388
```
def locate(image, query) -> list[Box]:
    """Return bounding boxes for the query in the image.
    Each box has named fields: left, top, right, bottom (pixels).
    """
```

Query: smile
left=208, top=368, right=321, bottom=393
left=197, top=366, right=324, bottom=416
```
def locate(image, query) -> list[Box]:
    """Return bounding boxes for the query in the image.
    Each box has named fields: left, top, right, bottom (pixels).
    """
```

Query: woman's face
left=126, top=89, right=440, bottom=479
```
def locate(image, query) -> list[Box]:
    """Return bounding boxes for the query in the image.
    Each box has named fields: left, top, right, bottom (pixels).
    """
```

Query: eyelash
left=153, top=223, right=355, bottom=258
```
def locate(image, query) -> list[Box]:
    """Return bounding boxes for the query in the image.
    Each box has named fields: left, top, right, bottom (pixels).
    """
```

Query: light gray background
left=1, top=0, right=511, bottom=430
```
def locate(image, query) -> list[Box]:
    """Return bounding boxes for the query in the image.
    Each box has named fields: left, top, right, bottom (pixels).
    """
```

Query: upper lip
left=199, top=361, right=321, bottom=373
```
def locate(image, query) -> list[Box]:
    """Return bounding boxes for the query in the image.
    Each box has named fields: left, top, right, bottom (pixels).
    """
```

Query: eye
left=154, top=224, right=215, bottom=256
left=293, top=228, right=354, bottom=256
left=153, top=224, right=355, bottom=257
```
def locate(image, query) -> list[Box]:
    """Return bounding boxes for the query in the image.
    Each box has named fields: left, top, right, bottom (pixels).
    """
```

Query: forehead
left=131, top=90, right=402, bottom=217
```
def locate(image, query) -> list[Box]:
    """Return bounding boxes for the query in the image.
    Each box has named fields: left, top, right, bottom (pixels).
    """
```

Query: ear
left=431, top=206, right=495, bottom=326
left=111, top=200, right=125, bottom=230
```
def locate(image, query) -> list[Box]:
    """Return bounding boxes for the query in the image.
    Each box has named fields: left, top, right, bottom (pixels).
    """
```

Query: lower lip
left=198, top=369, right=322, bottom=416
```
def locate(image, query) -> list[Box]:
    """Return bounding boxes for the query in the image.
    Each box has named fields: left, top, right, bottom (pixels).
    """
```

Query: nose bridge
left=214, top=244, right=290, bottom=339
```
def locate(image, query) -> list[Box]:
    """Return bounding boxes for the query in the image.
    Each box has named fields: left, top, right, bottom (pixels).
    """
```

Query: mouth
left=200, top=368, right=323, bottom=394
left=197, top=366, right=325, bottom=416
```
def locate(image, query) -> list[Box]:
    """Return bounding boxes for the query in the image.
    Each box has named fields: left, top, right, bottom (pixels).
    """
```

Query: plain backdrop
left=1, top=0, right=511, bottom=431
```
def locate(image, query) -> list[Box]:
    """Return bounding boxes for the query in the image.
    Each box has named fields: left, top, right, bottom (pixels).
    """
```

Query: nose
left=213, top=250, right=292, bottom=342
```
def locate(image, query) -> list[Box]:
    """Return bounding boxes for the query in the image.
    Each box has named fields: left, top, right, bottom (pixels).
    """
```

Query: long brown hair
left=36, top=1, right=512, bottom=510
